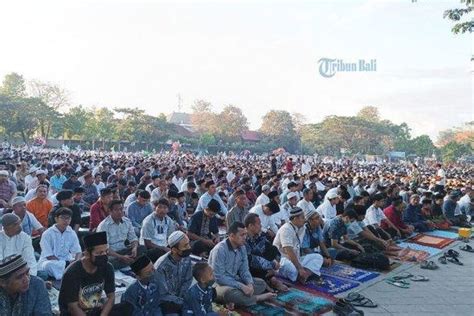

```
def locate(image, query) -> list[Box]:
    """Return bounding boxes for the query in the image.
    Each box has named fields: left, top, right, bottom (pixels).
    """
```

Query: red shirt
left=89, top=200, right=108, bottom=231
left=382, top=205, right=407, bottom=230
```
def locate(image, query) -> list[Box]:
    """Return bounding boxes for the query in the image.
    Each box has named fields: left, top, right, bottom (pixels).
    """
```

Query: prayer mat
left=424, top=230, right=459, bottom=240
left=278, top=274, right=360, bottom=295
left=409, top=234, right=455, bottom=249
left=320, top=263, right=380, bottom=283
left=396, top=242, right=443, bottom=257
left=238, top=288, right=334, bottom=316
left=389, top=247, right=430, bottom=263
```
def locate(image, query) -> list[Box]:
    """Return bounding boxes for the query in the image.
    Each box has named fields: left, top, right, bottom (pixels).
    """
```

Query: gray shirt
left=97, top=216, right=138, bottom=252
left=140, top=214, right=176, bottom=247
left=226, top=205, right=249, bottom=229
left=208, top=239, right=253, bottom=290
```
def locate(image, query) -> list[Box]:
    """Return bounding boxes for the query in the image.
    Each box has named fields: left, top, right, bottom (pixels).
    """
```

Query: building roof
left=167, top=112, right=192, bottom=125
left=241, top=130, right=262, bottom=142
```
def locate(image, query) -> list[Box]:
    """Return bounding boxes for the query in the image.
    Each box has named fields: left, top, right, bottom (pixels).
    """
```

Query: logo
left=318, top=58, right=377, bottom=78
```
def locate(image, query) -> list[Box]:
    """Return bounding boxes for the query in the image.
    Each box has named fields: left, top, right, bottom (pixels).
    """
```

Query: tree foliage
left=260, top=110, right=299, bottom=151
left=443, top=0, right=473, bottom=34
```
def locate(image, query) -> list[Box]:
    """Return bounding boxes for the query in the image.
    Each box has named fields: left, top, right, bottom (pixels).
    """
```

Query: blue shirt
left=128, top=201, right=153, bottom=229
left=121, top=280, right=162, bottom=316
left=403, top=204, right=423, bottom=224
left=0, top=275, right=51, bottom=316
left=302, top=224, right=323, bottom=250
left=183, top=283, right=218, bottom=316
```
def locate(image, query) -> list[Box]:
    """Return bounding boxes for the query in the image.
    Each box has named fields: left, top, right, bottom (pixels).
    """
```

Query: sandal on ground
left=385, top=279, right=410, bottom=288
left=459, top=244, right=474, bottom=253
left=420, top=260, right=438, bottom=270
left=438, top=255, right=447, bottom=264
left=447, top=256, right=463, bottom=265
left=391, top=273, right=414, bottom=281
left=333, top=298, right=364, bottom=315
left=445, top=249, right=460, bottom=258
left=351, top=297, right=378, bottom=308
left=410, top=275, right=429, bottom=282
left=345, top=292, right=365, bottom=302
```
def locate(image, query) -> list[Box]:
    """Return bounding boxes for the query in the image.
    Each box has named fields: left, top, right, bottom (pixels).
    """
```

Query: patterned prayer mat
left=278, top=274, right=360, bottom=295
left=424, top=230, right=459, bottom=240
left=409, top=234, right=455, bottom=249
left=320, top=263, right=380, bottom=283
left=238, top=288, right=335, bottom=316
left=389, top=247, right=430, bottom=263
left=396, top=242, right=443, bottom=257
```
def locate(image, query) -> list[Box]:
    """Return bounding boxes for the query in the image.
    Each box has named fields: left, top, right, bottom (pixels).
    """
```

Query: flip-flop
left=445, top=249, right=460, bottom=258
left=459, top=245, right=474, bottom=253
left=410, top=275, right=429, bottom=282
left=391, top=273, right=414, bottom=281
left=447, top=257, right=464, bottom=265
left=386, top=279, right=410, bottom=288
left=351, top=297, right=378, bottom=308
left=420, top=260, right=439, bottom=270
left=438, top=255, right=447, bottom=264
left=345, top=292, right=365, bottom=302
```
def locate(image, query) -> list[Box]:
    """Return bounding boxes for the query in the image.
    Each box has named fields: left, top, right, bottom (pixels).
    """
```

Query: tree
left=443, top=0, right=473, bottom=34
left=0, top=95, right=40, bottom=144
left=191, top=100, right=217, bottom=134
left=441, top=141, right=471, bottom=162
left=63, top=105, right=92, bottom=139
left=409, top=135, right=436, bottom=157
left=0, top=73, right=27, bottom=98
left=357, top=106, right=380, bottom=122
left=260, top=110, right=298, bottom=151
left=217, top=105, right=248, bottom=141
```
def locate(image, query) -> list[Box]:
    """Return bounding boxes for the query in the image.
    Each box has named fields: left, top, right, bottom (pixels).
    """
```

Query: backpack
left=350, top=252, right=390, bottom=271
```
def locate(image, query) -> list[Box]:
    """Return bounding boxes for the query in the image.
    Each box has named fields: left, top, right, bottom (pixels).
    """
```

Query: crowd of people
left=0, top=146, right=472, bottom=315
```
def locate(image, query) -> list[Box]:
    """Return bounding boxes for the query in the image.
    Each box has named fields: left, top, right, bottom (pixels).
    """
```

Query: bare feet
left=269, top=277, right=289, bottom=292
left=255, top=292, right=277, bottom=302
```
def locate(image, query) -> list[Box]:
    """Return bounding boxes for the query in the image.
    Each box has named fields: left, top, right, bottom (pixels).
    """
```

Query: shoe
left=333, top=298, right=364, bottom=315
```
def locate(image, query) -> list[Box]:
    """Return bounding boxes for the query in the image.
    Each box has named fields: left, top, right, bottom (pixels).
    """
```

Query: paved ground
left=329, top=240, right=474, bottom=315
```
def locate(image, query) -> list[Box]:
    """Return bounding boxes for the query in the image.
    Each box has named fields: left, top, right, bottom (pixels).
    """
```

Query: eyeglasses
left=59, top=215, right=72, bottom=220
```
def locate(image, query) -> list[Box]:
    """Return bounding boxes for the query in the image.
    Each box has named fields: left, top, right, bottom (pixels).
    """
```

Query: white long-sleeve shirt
left=0, top=231, right=38, bottom=275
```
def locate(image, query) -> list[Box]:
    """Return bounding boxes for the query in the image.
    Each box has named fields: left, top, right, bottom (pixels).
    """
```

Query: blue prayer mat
left=397, top=242, right=443, bottom=257
left=278, top=274, right=360, bottom=295
left=424, top=230, right=459, bottom=239
left=321, top=263, right=380, bottom=282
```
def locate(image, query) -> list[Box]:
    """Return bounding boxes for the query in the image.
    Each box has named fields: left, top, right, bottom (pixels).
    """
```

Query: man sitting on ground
left=38, top=207, right=82, bottom=280
left=226, top=189, right=249, bottom=229
left=59, top=232, right=131, bottom=316
left=244, top=213, right=288, bottom=292
left=10, top=196, right=44, bottom=237
left=301, top=209, right=334, bottom=266
left=188, top=199, right=221, bottom=257
left=273, top=207, right=324, bottom=284
left=121, top=255, right=162, bottom=315
left=127, top=190, right=153, bottom=236
left=0, top=255, right=51, bottom=315
left=209, top=222, right=276, bottom=307
left=97, top=200, right=144, bottom=270
left=48, top=190, right=82, bottom=233
left=382, top=198, right=415, bottom=238
left=0, top=213, right=38, bottom=275
left=154, top=231, right=193, bottom=315
left=89, top=188, right=114, bottom=232
left=140, top=198, right=177, bottom=262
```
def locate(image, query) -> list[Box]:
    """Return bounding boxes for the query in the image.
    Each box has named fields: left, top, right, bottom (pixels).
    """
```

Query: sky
left=0, top=0, right=472, bottom=140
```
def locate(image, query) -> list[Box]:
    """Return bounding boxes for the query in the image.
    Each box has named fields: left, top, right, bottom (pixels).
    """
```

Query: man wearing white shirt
left=297, top=189, right=317, bottom=218
left=249, top=201, right=280, bottom=239
left=10, top=196, right=44, bottom=237
left=434, top=163, right=446, bottom=193
left=94, top=173, right=105, bottom=195
left=279, top=192, right=298, bottom=224
left=0, top=213, right=38, bottom=276
left=364, top=193, right=400, bottom=240
left=255, top=185, right=271, bottom=206
left=459, top=188, right=473, bottom=216
left=316, top=191, right=339, bottom=221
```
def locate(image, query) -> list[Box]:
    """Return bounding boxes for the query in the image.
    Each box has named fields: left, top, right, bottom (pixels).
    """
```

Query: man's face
left=137, top=195, right=150, bottom=206
left=410, top=197, right=420, bottom=205
left=12, top=202, right=27, bottom=216
left=155, top=204, right=168, bottom=218
left=36, top=186, right=48, bottom=199
left=95, top=176, right=101, bottom=183
left=288, top=197, right=297, bottom=206
left=208, top=185, right=217, bottom=195
left=73, top=193, right=83, bottom=201
left=102, top=193, right=113, bottom=205
left=61, top=197, right=74, bottom=207
left=138, top=262, right=155, bottom=281
left=292, top=214, right=306, bottom=228
left=204, top=208, right=217, bottom=218
left=111, top=204, right=124, bottom=221
left=305, top=191, right=314, bottom=200
left=4, top=220, right=22, bottom=237
left=1, top=266, right=30, bottom=294
left=308, top=214, right=321, bottom=228
left=229, top=227, right=247, bottom=247
left=249, top=217, right=262, bottom=235
left=0, top=174, right=7, bottom=183
left=236, top=194, right=248, bottom=208
left=55, top=213, right=72, bottom=228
